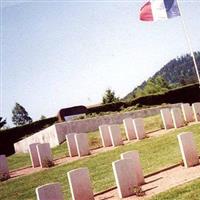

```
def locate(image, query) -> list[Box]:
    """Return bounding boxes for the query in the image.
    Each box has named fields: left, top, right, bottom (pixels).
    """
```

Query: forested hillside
left=124, top=52, right=200, bottom=100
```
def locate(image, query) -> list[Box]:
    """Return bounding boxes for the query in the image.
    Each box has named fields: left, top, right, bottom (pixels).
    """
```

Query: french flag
left=140, top=0, right=180, bottom=21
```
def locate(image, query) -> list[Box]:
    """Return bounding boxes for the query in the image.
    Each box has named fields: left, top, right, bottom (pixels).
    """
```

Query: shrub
left=0, top=116, right=57, bottom=156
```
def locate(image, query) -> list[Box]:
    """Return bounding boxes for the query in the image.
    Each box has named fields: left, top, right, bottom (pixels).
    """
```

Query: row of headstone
left=112, top=132, right=200, bottom=198
left=99, top=118, right=146, bottom=148
left=29, top=143, right=53, bottom=168
left=36, top=167, right=94, bottom=200
left=99, top=125, right=123, bottom=147
left=123, top=118, right=145, bottom=141
left=161, top=107, right=185, bottom=130
left=113, top=151, right=144, bottom=198
left=64, top=104, right=197, bottom=162
left=161, top=103, right=200, bottom=130
left=66, top=133, right=90, bottom=157
left=35, top=151, right=143, bottom=200
left=35, top=131, right=200, bottom=199
left=0, top=154, right=10, bottom=181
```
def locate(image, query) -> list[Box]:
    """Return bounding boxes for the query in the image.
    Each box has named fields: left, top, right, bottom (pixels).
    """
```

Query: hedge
left=87, top=83, right=200, bottom=114
left=1, top=83, right=199, bottom=156
left=0, top=117, right=57, bottom=156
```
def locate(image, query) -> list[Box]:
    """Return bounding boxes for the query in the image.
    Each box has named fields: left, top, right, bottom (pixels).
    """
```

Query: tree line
left=0, top=103, right=46, bottom=129
left=124, top=51, right=200, bottom=100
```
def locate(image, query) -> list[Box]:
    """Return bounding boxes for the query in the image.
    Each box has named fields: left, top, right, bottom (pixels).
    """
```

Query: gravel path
left=94, top=163, right=200, bottom=199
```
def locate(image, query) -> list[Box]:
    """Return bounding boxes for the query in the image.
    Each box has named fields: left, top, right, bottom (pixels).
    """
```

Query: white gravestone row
left=35, top=151, right=145, bottom=199
left=161, top=103, right=200, bottom=130
left=66, top=133, right=90, bottom=157
left=35, top=132, right=199, bottom=199
left=29, top=143, right=53, bottom=168
left=113, top=150, right=145, bottom=198
left=99, top=124, right=123, bottom=147
left=20, top=103, right=200, bottom=198
left=36, top=168, right=94, bottom=200
left=185, top=102, right=200, bottom=122
left=99, top=118, right=146, bottom=147
left=31, top=103, right=200, bottom=169
left=113, top=134, right=200, bottom=199
left=123, top=118, right=146, bottom=141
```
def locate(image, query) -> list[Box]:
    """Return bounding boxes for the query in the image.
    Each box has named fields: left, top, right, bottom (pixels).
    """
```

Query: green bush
left=0, top=117, right=57, bottom=156
left=87, top=83, right=200, bottom=114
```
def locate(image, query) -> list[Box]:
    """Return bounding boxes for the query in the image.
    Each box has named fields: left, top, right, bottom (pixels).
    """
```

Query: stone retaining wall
left=14, top=103, right=181, bottom=153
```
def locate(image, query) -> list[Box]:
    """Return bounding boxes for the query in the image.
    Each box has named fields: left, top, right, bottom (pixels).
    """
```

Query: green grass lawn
left=1, top=123, right=199, bottom=200
left=150, top=178, right=200, bottom=200
left=7, top=114, right=162, bottom=170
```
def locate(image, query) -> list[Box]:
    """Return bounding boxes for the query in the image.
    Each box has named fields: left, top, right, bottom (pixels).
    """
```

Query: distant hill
left=124, top=52, right=200, bottom=100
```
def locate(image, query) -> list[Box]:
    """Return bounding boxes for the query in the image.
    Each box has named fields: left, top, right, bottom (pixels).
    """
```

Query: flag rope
left=177, top=0, right=200, bottom=86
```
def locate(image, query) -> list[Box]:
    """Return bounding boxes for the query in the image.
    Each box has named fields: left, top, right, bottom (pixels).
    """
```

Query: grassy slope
left=7, top=115, right=162, bottom=170
left=1, top=123, right=200, bottom=200
left=150, top=178, right=200, bottom=200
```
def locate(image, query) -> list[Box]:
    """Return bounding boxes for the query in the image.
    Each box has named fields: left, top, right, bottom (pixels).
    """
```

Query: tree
left=154, top=76, right=170, bottom=90
left=12, top=103, right=33, bottom=126
left=134, top=87, right=146, bottom=98
left=123, top=51, right=200, bottom=101
left=0, top=117, right=6, bottom=129
left=143, top=78, right=159, bottom=95
left=102, top=88, right=120, bottom=104
left=134, top=76, right=170, bottom=98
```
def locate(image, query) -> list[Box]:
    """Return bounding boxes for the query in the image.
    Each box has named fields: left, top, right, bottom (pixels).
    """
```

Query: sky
left=1, top=0, right=200, bottom=126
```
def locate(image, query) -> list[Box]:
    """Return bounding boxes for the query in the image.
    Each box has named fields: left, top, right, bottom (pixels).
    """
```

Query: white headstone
left=160, top=108, right=174, bottom=130
left=121, top=151, right=144, bottom=185
left=75, top=133, right=90, bottom=157
left=108, top=125, right=123, bottom=147
left=67, top=168, right=94, bottom=200
left=36, top=183, right=64, bottom=200
left=123, top=118, right=136, bottom=140
left=29, top=143, right=40, bottom=168
left=112, top=159, right=138, bottom=198
left=177, top=132, right=199, bottom=168
left=192, top=102, right=200, bottom=122
left=181, top=103, right=194, bottom=123
left=99, top=125, right=112, bottom=147
left=171, top=108, right=185, bottom=128
left=133, top=118, right=145, bottom=140
left=66, top=133, right=78, bottom=157
left=36, top=143, right=53, bottom=168
left=0, top=155, right=10, bottom=181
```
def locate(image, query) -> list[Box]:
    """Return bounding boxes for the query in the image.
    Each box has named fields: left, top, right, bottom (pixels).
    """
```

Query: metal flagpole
left=177, top=0, right=200, bottom=86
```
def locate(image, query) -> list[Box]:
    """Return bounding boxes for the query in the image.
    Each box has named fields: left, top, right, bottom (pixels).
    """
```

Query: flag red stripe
left=140, top=1, right=154, bottom=21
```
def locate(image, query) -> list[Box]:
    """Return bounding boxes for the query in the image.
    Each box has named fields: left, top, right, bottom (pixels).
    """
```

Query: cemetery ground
left=0, top=115, right=200, bottom=199
left=7, top=115, right=162, bottom=171
left=151, top=178, right=200, bottom=200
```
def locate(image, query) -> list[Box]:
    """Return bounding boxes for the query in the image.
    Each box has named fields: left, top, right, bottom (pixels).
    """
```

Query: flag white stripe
left=151, top=0, right=168, bottom=21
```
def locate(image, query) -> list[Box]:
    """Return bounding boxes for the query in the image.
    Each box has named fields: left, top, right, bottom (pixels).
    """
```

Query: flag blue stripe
left=164, top=0, right=180, bottom=18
